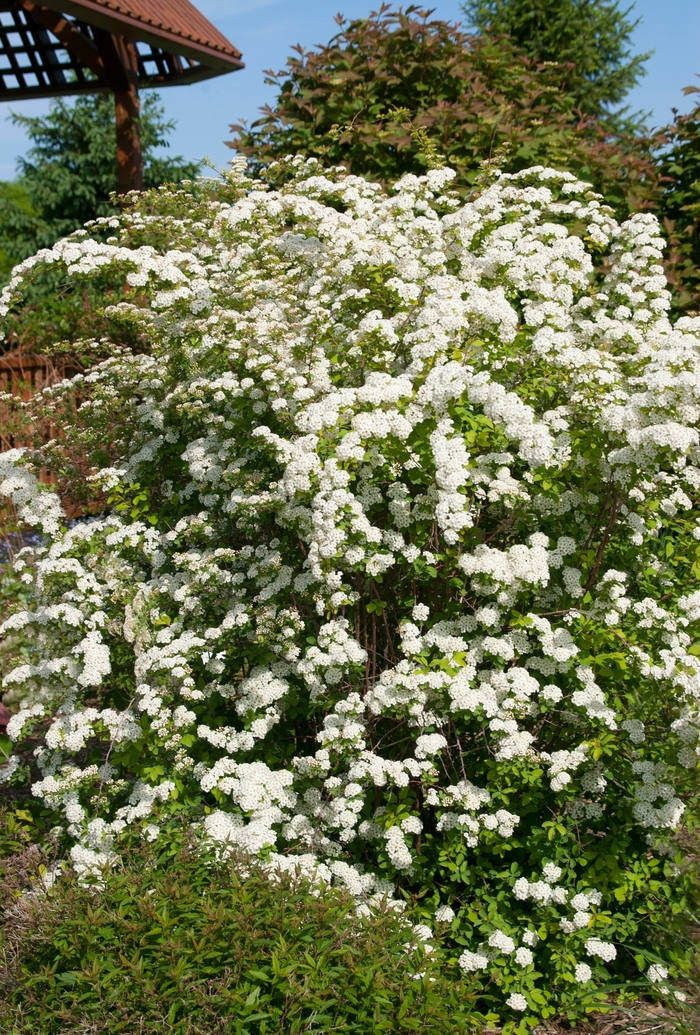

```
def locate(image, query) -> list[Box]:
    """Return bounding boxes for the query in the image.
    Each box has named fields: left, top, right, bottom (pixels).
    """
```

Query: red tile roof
left=42, top=0, right=243, bottom=67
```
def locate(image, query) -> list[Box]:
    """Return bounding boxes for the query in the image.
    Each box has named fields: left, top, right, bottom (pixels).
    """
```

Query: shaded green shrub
left=0, top=827, right=481, bottom=1035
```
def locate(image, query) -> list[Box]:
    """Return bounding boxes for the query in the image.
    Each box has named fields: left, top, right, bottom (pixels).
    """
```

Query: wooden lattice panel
left=0, top=3, right=94, bottom=96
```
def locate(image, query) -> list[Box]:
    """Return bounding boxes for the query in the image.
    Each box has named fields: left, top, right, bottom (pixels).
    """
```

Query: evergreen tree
left=462, top=0, right=650, bottom=120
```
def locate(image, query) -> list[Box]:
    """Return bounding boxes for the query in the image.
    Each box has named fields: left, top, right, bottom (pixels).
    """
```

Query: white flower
left=648, top=963, right=668, bottom=984
left=621, top=719, right=646, bottom=744
left=506, top=992, right=528, bottom=1011
left=412, top=923, right=433, bottom=943
left=489, top=929, right=516, bottom=954
left=458, top=950, right=489, bottom=973
left=515, top=947, right=534, bottom=966
left=586, top=939, right=617, bottom=962
left=414, top=733, right=447, bottom=759
left=543, top=862, right=562, bottom=883
left=575, top=962, right=592, bottom=983
left=400, top=815, right=423, bottom=835
left=384, top=826, right=413, bottom=870
left=0, top=756, right=20, bottom=784
left=0, top=450, right=64, bottom=536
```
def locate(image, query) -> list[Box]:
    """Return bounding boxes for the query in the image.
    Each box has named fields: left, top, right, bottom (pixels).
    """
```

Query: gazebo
left=0, top=0, right=244, bottom=190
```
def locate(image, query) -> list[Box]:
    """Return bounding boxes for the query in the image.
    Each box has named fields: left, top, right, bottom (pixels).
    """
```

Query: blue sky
left=0, top=0, right=697, bottom=180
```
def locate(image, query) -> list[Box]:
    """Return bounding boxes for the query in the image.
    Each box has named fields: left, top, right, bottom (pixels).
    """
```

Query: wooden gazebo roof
left=0, top=0, right=244, bottom=100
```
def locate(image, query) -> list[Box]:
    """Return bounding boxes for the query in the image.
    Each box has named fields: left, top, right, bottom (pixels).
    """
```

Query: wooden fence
left=0, top=351, right=83, bottom=550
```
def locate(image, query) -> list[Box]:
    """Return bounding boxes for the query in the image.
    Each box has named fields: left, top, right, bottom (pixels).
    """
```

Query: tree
left=653, top=90, right=700, bottom=313
left=0, top=181, right=33, bottom=283
left=0, top=92, right=200, bottom=275
left=462, top=0, right=650, bottom=121
left=229, top=6, right=657, bottom=218
left=1, top=161, right=698, bottom=1027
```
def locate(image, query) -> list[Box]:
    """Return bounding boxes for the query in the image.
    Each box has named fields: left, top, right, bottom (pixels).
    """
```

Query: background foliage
left=229, top=6, right=657, bottom=219
left=0, top=92, right=199, bottom=279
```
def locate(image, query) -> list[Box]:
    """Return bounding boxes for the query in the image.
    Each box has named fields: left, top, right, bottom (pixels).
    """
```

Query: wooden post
left=113, top=36, right=143, bottom=193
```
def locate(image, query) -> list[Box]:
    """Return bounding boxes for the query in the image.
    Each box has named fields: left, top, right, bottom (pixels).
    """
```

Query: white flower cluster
left=585, top=938, right=617, bottom=963
left=574, top=962, right=592, bottom=983
left=0, top=449, right=63, bottom=536
left=1, top=159, right=697, bottom=1013
left=512, top=864, right=608, bottom=948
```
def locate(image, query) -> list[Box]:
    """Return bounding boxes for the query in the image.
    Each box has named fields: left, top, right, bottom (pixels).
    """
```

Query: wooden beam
left=88, top=29, right=142, bottom=193
left=91, top=25, right=129, bottom=91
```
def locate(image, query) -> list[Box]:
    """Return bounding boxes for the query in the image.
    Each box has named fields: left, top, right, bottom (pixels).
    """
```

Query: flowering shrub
left=1, top=158, right=699, bottom=1029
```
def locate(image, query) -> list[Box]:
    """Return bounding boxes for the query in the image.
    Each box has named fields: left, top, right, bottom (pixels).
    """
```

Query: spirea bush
left=1, top=158, right=699, bottom=1029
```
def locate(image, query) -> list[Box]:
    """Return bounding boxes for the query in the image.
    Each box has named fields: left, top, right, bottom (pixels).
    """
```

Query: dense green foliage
left=229, top=6, right=657, bottom=216
left=462, top=0, right=649, bottom=120
left=0, top=93, right=199, bottom=278
left=0, top=824, right=480, bottom=1035
left=655, top=92, right=700, bottom=314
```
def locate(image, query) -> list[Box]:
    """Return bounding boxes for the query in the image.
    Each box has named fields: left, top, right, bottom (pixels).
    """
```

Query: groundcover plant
left=1, top=157, right=699, bottom=1030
